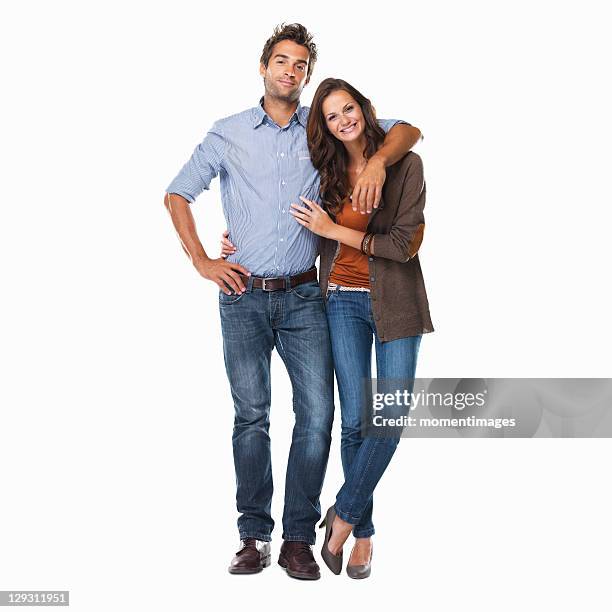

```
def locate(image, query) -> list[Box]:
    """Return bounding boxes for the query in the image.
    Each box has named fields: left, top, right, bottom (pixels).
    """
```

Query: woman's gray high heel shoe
left=346, top=543, right=373, bottom=579
left=318, top=506, right=343, bottom=575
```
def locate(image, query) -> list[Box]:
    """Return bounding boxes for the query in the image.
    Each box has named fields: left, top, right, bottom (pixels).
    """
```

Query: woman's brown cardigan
left=318, top=151, right=434, bottom=342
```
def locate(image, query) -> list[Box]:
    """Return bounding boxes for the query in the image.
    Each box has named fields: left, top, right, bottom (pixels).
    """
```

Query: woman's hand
left=290, top=196, right=336, bottom=238
left=220, top=229, right=236, bottom=259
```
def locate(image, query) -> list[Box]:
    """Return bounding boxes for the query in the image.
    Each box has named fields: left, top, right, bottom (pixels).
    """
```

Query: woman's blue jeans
left=325, top=286, right=421, bottom=538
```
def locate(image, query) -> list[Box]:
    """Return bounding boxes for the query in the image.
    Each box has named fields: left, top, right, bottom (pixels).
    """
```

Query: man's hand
left=350, top=122, right=421, bottom=214
left=196, top=257, right=250, bottom=294
left=351, top=157, right=386, bottom=214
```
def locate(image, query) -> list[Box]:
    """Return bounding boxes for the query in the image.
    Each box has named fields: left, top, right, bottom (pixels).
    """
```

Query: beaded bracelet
left=360, top=233, right=368, bottom=253
left=361, top=233, right=371, bottom=254
left=361, top=232, right=373, bottom=256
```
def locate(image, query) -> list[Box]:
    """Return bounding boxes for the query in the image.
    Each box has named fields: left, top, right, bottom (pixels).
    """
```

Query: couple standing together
left=164, top=23, right=434, bottom=580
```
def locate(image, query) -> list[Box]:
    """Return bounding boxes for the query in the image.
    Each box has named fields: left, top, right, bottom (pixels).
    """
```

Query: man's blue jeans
left=219, top=276, right=335, bottom=545
left=325, top=287, right=422, bottom=538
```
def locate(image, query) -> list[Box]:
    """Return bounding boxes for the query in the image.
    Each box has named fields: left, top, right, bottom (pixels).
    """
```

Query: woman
left=223, top=78, right=434, bottom=578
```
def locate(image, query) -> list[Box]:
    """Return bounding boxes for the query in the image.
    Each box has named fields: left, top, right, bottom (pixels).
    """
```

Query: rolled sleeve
left=377, top=118, right=410, bottom=134
left=166, top=120, right=226, bottom=203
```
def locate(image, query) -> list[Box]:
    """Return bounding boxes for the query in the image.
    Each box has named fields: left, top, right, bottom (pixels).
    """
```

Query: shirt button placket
left=278, top=132, right=287, bottom=273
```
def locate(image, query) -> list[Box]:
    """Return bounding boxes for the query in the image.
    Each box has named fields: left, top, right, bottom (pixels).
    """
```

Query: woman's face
left=322, top=89, right=365, bottom=144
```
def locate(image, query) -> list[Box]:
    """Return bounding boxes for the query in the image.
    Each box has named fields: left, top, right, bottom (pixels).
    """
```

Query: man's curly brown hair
left=260, top=23, right=318, bottom=81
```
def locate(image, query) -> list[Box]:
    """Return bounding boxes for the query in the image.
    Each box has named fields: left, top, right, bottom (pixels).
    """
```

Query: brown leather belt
left=239, top=267, right=318, bottom=292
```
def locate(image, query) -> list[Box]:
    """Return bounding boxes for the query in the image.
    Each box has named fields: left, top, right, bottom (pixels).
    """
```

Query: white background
left=1, top=1, right=611, bottom=610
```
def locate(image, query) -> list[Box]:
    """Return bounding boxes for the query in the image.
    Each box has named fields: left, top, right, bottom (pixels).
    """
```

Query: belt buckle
left=261, top=277, right=273, bottom=292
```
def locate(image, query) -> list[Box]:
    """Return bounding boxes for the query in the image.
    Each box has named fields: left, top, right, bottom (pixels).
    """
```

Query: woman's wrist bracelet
left=360, top=233, right=368, bottom=253
left=360, top=233, right=369, bottom=254
left=361, top=233, right=373, bottom=255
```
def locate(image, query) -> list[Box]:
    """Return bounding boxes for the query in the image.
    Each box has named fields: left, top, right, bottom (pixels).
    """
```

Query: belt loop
left=284, top=273, right=291, bottom=290
left=246, top=275, right=254, bottom=292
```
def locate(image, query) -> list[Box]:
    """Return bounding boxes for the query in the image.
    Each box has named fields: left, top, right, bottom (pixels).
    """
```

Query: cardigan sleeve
left=370, top=153, right=426, bottom=263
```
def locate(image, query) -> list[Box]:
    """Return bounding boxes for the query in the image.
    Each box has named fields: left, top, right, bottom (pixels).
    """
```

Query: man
left=164, top=23, right=422, bottom=580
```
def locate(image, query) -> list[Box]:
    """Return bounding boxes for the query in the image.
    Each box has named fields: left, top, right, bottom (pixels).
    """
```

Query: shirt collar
left=252, top=97, right=308, bottom=128
left=252, top=98, right=267, bottom=128
left=294, top=101, right=308, bottom=126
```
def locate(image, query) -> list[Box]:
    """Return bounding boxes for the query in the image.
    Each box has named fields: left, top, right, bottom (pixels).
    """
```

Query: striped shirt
left=166, top=97, right=405, bottom=277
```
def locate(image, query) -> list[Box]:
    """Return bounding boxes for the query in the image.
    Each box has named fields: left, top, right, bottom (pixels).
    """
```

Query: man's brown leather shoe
left=228, top=538, right=271, bottom=574
left=278, top=541, right=321, bottom=580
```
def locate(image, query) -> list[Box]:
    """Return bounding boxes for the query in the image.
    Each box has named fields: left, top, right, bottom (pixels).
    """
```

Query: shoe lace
left=293, top=542, right=313, bottom=561
left=236, top=538, right=257, bottom=555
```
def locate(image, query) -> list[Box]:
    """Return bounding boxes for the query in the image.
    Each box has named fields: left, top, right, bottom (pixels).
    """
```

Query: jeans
left=218, top=275, right=335, bottom=545
left=325, top=286, right=421, bottom=538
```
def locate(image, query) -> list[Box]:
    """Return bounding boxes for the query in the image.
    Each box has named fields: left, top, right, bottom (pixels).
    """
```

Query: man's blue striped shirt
left=166, top=98, right=405, bottom=277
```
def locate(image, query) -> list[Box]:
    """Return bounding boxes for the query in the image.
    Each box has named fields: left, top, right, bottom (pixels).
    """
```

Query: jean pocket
left=292, top=280, right=323, bottom=301
left=218, top=289, right=245, bottom=306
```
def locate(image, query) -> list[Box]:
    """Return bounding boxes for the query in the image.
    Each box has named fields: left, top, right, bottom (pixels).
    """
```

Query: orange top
left=328, top=198, right=370, bottom=288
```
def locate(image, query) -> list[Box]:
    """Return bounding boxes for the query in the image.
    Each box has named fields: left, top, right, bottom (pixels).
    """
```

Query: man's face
left=259, top=40, right=310, bottom=103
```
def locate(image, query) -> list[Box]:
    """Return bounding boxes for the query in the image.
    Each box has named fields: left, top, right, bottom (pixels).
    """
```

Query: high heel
left=346, top=542, right=373, bottom=579
left=319, top=505, right=343, bottom=575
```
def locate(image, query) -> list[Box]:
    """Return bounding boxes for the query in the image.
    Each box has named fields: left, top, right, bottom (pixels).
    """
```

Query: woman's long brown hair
left=306, top=78, right=385, bottom=216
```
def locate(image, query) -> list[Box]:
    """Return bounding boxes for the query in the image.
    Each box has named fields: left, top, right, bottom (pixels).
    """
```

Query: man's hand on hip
left=195, top=257, right=250, bottom=294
